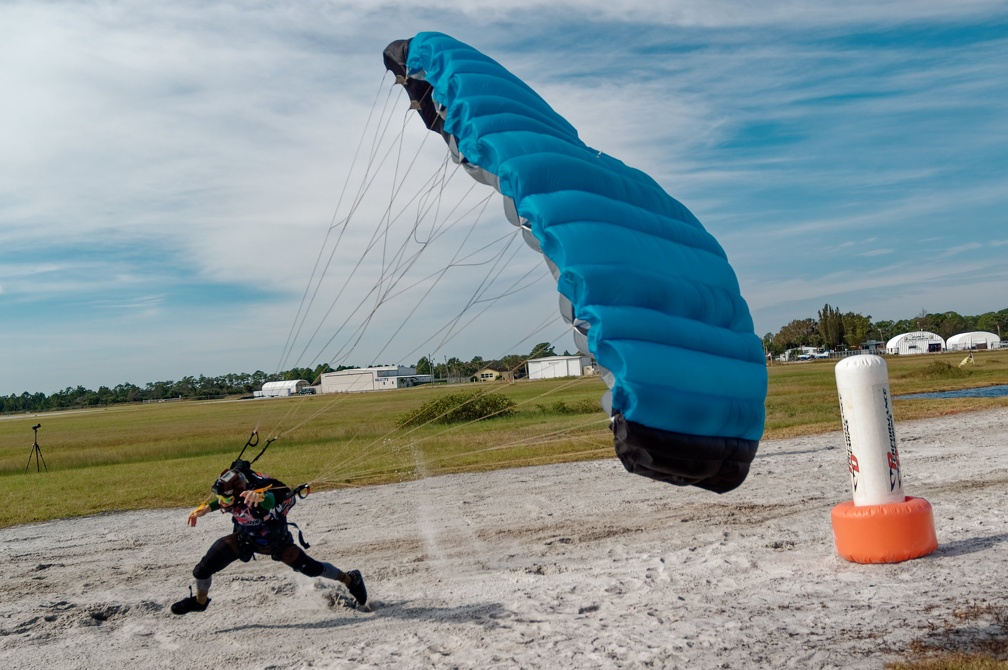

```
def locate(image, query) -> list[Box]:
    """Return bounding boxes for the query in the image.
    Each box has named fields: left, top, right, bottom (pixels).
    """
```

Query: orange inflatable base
left=831, top=496, right=938, bottom=564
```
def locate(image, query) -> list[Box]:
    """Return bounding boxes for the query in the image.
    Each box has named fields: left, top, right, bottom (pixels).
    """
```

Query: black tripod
left=25, top=423, right=47, bottom=473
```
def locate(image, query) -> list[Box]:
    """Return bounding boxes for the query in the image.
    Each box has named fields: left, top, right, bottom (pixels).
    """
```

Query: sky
left=2, top=1, right=1006, bottom=396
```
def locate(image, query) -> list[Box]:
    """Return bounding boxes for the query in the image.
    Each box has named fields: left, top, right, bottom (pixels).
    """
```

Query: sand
left=2, top=408, right=1007, bottom=669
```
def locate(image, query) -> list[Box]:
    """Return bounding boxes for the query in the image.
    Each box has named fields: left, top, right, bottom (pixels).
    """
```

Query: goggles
left=217, top=494, right=235, bottom=506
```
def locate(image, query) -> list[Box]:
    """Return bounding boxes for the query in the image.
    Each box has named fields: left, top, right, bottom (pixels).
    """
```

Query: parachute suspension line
left=284, top=101, right=447, bottom=371
left=411, top=155, right=449, bottom=247
left=276, top=77, right=395, bottom=377
left=297, top=115, right=504, bottom=371
left=434, top=247, right=547, bottom=354
left=306, top=373, right=611, bottom=488
left=365, top=190, right=508, bottom=365
left=301, top=186, right=460, bottom=369
left=431, top=239, right=527, bottom=351
left=405, top=415, right=612, bottom=472
left=372, top=108, right=411, bottom=322
left=369, top=103, right=449, bottom=310
left=258, top=82, right=408, bottom=446
left=255, top=71, right=609, bottom=484
left=279, top=74, right=549, bottom=384
left=314, top=210, right=516, bottom=374
left=390, top=253, right=553, bottom=369
left=262, top=242, right=555, bottom=458
left=284, top=99, right=419, bottom=368
left=254, top=81, right=442, bottom=448
left=364, top=109, right=470, bottom=324
left=292, top=283, right=602, bottom=487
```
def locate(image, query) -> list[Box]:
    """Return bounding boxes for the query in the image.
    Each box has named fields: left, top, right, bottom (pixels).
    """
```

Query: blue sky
left=2, top=1, right=1006, bottom=395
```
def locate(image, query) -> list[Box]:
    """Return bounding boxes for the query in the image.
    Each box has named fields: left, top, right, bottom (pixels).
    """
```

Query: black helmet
left=212, top=468, right=247, bottom=497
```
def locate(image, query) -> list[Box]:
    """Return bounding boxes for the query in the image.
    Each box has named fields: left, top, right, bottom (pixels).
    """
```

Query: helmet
left=212, top=468, right=247, bottom=497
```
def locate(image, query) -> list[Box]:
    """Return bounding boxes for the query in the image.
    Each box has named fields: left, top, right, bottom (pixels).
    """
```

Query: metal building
left=885, top=331, right=945, bottom=355
left=319, top=366, right=425, bottom=393
left=526, top=355, right=593, bottom=380
left=946, top=331, right=1001, bottom=351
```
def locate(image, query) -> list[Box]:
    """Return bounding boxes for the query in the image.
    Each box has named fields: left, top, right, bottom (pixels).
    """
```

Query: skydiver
left=170, top=467, right=368, bottom=614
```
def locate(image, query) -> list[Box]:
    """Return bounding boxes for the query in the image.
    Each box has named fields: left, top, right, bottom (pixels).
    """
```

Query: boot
left=171, top=587, right=211, bottom=615
left=345, top=569, right=367, bottom=606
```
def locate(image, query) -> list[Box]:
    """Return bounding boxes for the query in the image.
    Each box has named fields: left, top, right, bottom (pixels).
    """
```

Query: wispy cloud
left=1, top=1, right=1006, bottom=393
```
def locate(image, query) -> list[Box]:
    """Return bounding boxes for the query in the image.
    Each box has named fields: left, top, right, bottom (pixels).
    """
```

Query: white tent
left=946, top=331, right=1001, bottom=351
left=260, top=379, right=310, bottom=397
left=885, top=331, right=945, bottom=355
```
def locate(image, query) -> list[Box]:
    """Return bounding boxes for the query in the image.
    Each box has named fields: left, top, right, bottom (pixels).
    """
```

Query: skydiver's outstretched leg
left=171, top=534, right=244, bottom=615
left=273, top=544, right=368, bottom=606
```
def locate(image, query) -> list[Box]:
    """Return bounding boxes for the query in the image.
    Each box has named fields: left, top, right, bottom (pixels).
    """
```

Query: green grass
left=3, top=355, right=1007, bottom=669
left=3, top=352, right=1007, bottom=529
left=765, top=350, right=1008, bottom=438
left=2, top=377, right=612, bottom=527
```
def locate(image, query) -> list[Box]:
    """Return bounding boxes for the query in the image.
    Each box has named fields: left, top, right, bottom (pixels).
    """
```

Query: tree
left=817, top=304, right=845, bottom=350
left=870, top=319, right=895, bottom=343
left=932, top=311, right=968, bottom=340
left=415, top=356, right=433, bottom=375
left=499, top=354, right=527, bottom=378
left=763, top=332, right=784, bottom=358
left=529, top=342, right=556, bottom=359
left=773, top=318, right=819, bottom=351
left=977, top=310, right=1007, bottom=339
left=445, top=356, right=463, bottom=383
left=842, top=312, right=872, bottom=349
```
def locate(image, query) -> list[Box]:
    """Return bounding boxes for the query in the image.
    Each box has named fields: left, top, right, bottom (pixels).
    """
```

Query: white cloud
left=2, top=1, right=1007, bottom=394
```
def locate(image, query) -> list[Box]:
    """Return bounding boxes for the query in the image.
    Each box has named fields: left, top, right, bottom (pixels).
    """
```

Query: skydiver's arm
left=187, top=500, right=217, bottom=527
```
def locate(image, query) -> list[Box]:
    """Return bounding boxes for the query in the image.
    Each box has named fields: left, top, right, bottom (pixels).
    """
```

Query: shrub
left=919, top=361, right=969, bottom=379
left=397, top=390, right=516, bottom=428
left=535, top=399, right=602, bottom=415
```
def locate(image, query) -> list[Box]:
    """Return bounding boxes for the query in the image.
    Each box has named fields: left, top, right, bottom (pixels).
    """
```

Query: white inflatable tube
left=834, top=355, right=905, bottom=506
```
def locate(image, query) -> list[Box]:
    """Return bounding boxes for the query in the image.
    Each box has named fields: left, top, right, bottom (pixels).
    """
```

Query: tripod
left=25, top=423, right=47, bottom=473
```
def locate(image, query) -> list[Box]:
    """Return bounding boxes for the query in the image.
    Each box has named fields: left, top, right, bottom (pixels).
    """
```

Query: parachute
left=383, top=33, right=767, bottom=493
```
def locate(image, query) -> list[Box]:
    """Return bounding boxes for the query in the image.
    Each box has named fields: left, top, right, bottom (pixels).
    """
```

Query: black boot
left=171, top=589, right=211, bottom=615
left=346, top=570, right=367, bottom=606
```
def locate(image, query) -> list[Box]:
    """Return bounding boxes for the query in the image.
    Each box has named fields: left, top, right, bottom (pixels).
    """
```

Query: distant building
left=860, top=340, right=885, bottom=353
left=946, top=331, right=1001, bottom=351
left=886, top=331, right=945, bottom=355
left=319, top=366, right=429, bottom=393
left=472, top=368, right=507, bottom=383
left=779, top=346, right=826, bottom=362
left=527, top=355, right=593, bottom=380
left=260, top=379, right=310, bottom=397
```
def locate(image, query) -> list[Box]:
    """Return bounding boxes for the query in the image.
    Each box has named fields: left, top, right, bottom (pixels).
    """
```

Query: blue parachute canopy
left=384, top=33, right=767, bottom=493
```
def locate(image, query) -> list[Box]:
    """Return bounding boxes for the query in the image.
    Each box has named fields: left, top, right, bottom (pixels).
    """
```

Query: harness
left=227, top=457, right=312, bottom=552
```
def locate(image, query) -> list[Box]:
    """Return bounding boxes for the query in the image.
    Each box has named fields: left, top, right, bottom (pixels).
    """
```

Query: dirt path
left=2, top=408, right=1007, bottom=669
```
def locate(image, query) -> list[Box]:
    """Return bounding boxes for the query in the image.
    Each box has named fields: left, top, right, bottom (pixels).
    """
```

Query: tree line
left=763, top=306, right=1008, bottom=358
left=0, top=365, right=335, bottom=414
left=0, top=343, right=565, bottom=415
left=5, top=304, right=1005, bottom=415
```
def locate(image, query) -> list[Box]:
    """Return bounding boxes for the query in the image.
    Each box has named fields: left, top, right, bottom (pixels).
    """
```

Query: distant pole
left=24, top=423, right=47, bottom=474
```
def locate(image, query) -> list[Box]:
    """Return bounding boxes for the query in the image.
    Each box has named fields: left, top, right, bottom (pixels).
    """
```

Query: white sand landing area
left=2, top=408, right=1007, bottom=669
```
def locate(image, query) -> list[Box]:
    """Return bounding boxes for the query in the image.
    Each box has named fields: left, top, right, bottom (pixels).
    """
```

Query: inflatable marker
left=831, top=355, right=938, bottom=563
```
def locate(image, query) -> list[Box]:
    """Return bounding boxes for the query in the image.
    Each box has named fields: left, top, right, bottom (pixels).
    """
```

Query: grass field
left=3, top=351, right=1006, bottom=529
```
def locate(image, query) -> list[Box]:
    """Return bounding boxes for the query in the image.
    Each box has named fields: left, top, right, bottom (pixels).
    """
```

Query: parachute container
left=384, top=33, right=767, bottom=493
